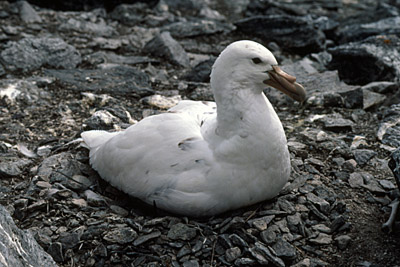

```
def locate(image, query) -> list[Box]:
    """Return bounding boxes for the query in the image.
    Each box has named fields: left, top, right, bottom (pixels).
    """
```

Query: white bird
left=81, top=40, right=306, bottom=217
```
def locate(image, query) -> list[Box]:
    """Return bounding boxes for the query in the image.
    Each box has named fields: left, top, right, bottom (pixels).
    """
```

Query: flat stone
left=349, top=172, right=364, bottom=188
left=17, top=0, right=42, bottom=23
left=377, top=104, right=400, bottom=148
left=0, top=158, right=32, bottom=178
left=84, top=190, right=107, bottom=207
left=309, top=233, right=332, bottom=245
left=45, top=66, right=152, bottom=97
left=253, top=241, right=285, bottom=267
left=353, top=149, right=377, bottom=166
left=58, top=231, right=81, bottom=250
left=234, top=258, right=256, bottom=266
left=388, top=147, right=400, bottom=188
left=321, top=113, right=354, bottom=132
left=248, top=215, right=275, bottom=231
left=47, top=242, right=64, bottom=263
left=144, top=31, right=190, bottom=67
left=103, top=227, right=137, bottom=244
left=379, top=179, right=397, bottom=190
left=306, top=193, right=330, bottom=214
left=1, top=37, right=81, bottom=73
left=133, top=231, right=161, bottom=246
left=361, top=81, right=398, bottom=94
left=71, top=198, right=88, bottom=208
left=272, top=239, right=297, bottom=260
left=167, top=223, right=196, bottom=241
left=83, top=110, right=120, bottom=131
left=163, top=20, right=234, bottom=38
left=109, top=205, right=129, bottom=217
left=363, top=89, right=386, bottom=109
left=182, top=260, right=200, bottom=267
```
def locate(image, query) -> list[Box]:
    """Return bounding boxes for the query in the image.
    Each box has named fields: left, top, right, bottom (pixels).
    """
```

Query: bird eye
left=252, top=57, right=262, bottom=64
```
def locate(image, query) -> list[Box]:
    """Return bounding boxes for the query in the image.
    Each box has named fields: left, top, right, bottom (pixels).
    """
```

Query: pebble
left=225, top=247, right=241, bottom=262
left=83, top=190, right=107, bottom=207
left=133, top=231, right=161, bottom=246
left=103, top=227, right=137, bottom=244
left=309, top=233, right=333, bottom=245
left=167, top=223, right=197, bottom=241
left=334, top=235, right=351, bottom=250
left=272, top=239, right=297, bottom=260
left=248, top=215, right=275, bottom=231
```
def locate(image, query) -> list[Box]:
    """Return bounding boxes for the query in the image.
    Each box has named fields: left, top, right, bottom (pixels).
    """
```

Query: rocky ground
left=1, top=0, right=400, bottom=266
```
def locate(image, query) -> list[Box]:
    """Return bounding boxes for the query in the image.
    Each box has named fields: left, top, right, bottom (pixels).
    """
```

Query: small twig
left=55, top=170, right=86, bottom=186
left=210, top=239, right=217, bottom=267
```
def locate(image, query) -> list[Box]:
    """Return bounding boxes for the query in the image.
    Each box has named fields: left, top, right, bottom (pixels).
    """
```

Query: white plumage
left=81, top=40, right=306, bottom=216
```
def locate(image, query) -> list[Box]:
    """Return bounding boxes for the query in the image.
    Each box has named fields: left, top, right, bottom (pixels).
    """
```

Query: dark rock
left=45, top=66, right=153, bottom=97
left=163, top=20, right=234, bottom=38
left=338, top=16, right=400, bottom=43
left=58, top=231, right=81, bottom=250
left=330, top=215, right=346, bottom=233
left=59, top=12, right=116, bottom=37
left=167, top=223, right=197, bottom=241
left=0, top=158, right=32, bottom=178
left=17, top=0, right=42, bottom=23
left=177, top=245, right=191, bottom=258
left=85, top=51, right=157, bottom=66
left=328, top=35, right=400, bottom=85
left=337, top=87, right=363, bottom=109
left=144, top=32, right=190, bottom=68
left=272, top=239, right=297, bottom=260
left=183, top=58, right=215, bottom=82
left=321, top=113, right=354, bottom=132
left=0, top=205, right=57, bottom=266
left=103, top=227, right=137, bottom=244
left=48, top=242, right=64, bottom=262
left=0, top=37, right=81, bottom=73
left=134, top=230, right=161, bottom=246
left=362, top=89, right=386, bottom=109
left=334, top=235, right=352, bottom=250
left=235, top=15, right=325, bottom=54
left=361, top=81, right=398, bottom=94
left=306, top=193, right=330, bottom=214
left=353, top=149, right=377, bottom=166
left=253, top=241, right=285, bottom=267
left=229, top=233, right=249, bottom=248
left=309, top=233, right=332, bottom=245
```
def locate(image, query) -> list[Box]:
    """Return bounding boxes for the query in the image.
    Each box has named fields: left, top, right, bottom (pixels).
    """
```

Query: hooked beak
left=263, top=66, right=306, bottom=102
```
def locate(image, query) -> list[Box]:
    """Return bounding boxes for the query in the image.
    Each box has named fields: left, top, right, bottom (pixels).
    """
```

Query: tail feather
left=81, top=130, right=119, bottom=149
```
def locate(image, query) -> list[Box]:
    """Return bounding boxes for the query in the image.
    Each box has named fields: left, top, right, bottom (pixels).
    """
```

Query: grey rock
left=183, top=58, right=214, bottom=83
left=248, top=215, right=275, bottom=231
left=229, top=233, right=249, bottom=248
left=234, top=257, right=256, bottom=266
left=349, top=173, right=364, bottom=188
left=58, top=231, right=81, bottom=250
left=253, top=241, right=285, bottom=267
left=167, top=223, right=197, bottom=241
left=59, top=16, right=116, bottom=37
left=103, top=227, right=137, bottom=244
left=330, top=215, right=346, bottom=233
left=328, top=35, right=400, bottom=85
left=0, top=158, right=32, bottom=178
left=84, top=190, right=107, bottom=207
left=17, top=0, right=42, bottom=23
left=379, top=179, right=397, bottom=190
left=363, top=89, right=386, bottom=109
left=287, top=213, right=305, bottom=235
left=309, top=233, right=332, bottom=245
left=0, top=205, right=57, bottom=266
left=272, top=239, right=297, bottom=260
left=334, top=235, right=351, bottom=250
left=183, top=259, right=200, bottom=267
left=260, top=225, right=280, bottom=245
left=306, top=193, right=330, bottom=214
left=144, top=31, right=190, bottom=68
left=163, top=20, right=234, bottom=38
left=134, top=231, right=161, bottom=246
left=353, top=149, right=377, bottom=166
left=338, top=16, right=400, bottom=43
left=1, top=37, right=81, bottom=73
left=235, top=15, right=325, bottom=54
left=321, top=113, right=354, bottom=132
left=226, top=247, right=241, bottom=262
left=109, top=3, right=147, bottom=26
left=83, top=110, right=120, bottom=130
left=389, top=148, right=400, bottom=192
left=177, top=245, right=191, bottom=258
left=85, top=51, right=156, bottom=66
left=45, top=66, right=152, bottom=97
left=377, top=104, right=400, bottom=148
left=337, top=87, right=364, bottom=109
